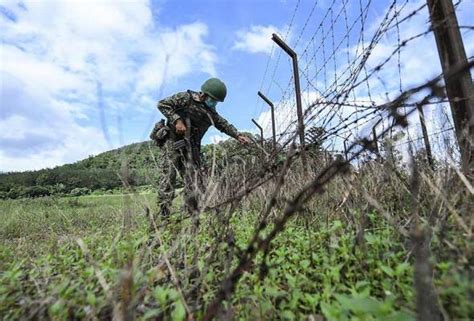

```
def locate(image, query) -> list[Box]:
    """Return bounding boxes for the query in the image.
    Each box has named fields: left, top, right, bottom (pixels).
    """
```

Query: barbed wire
left=252, top=0, right=472, bottom=164
left=392, top=127, right=455, bottom=147
left=202, top=3, right=473, bottom=317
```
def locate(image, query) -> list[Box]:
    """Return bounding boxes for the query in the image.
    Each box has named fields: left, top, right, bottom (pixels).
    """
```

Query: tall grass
left=1, top=144, right=472, bottom=320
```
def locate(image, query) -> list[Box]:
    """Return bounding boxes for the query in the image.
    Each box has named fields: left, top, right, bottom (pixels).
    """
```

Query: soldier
left=155, top=78, right=250, bottom=217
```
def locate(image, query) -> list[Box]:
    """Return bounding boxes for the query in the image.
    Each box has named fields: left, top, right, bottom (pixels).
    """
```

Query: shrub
left=70, top=187, right=91, bottom=197
left=22, top=186, right=51, bottom=198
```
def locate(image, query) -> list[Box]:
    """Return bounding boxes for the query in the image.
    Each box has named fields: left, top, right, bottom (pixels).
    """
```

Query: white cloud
left=134, top=22, right=217, bottom=95
left=252, top=0, right=473, bottom=160
left=210, top=135, right=227, bottom=144
left=0, top=72, right=108, bottom=171
left=0, top=0, right=217, bottom=171
left=233, top=25, right=284, bottom=54
left=348, top=0, right=473, bottom=160
left=255, top=91, right=321, bottom=144
left=349, top=0, right=473, bottom=99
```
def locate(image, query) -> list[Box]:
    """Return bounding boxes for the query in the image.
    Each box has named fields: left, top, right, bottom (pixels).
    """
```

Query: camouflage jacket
left=157, top=90, right=240, bottom=148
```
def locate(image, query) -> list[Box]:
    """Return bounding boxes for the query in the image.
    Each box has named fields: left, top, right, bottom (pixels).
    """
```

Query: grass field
left=1, top=192, right=471, bottom=320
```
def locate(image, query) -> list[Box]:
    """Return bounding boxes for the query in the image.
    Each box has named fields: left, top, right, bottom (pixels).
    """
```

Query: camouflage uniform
left=157, top=90, right=240, bottom=216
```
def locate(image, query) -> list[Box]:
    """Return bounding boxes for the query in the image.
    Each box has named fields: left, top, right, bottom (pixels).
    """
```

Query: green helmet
left=201, top=78, right=227, bottom=102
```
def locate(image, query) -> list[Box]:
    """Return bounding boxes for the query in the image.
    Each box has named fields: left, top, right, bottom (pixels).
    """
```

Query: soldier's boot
left=182, top=169, right=200, bottom=219
left=159, top=204, right=171, bottom=217
left=156, top=171, right=175, bottom=219
left=183, top=194, right=199, bottom=217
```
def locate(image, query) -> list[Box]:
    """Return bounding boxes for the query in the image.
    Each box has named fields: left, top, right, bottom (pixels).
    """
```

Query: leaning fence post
left=257, top=91, right=277, bottom=150
left=252, top=118, right=264, bottom=158
left=343, top=136, right=350, bottom=161
left=372, top=125, right=381, bottom=159
left=416, top=104, right=435, bottom=170
left=272, top=33, right=307, bottom=169
left=427, top=0, right=474, bottom=181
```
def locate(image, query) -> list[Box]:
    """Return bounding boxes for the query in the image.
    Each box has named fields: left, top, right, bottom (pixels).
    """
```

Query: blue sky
left=1, top=0, right=473, bottom=171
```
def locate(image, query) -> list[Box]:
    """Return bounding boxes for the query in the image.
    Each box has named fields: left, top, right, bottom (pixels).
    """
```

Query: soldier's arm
left=212, top=113, right=240, bottom=139
left=157, top=92, right=189, bottom=124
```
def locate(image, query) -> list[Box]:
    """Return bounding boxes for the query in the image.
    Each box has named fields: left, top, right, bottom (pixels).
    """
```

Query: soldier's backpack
left=150, top=119, right=169, bottom=147
left=151, top=91, right=194, bottom=147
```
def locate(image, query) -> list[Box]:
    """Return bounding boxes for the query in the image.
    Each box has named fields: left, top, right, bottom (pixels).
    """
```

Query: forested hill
left=0, top=141, right=162, bottom=199
left=0, top=135, right=261, bottom=199
left=75, top=141, right=160, bottom=171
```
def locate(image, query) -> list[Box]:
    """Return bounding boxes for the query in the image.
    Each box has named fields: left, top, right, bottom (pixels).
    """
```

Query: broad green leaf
left=395, top=262, right=410, bottom=275
left=50, top=300, right=63, bottom=315
left=380, top=265, right=394, bottom=277
left=153, top=287, right=168, bottom=306
left=171, top=301, right=186, bottom=321
left=143, top=308, right=161, bottom=320
left=321, top=301, right=341, bottom=319
left=336, top=295, right=383, bottom=314
left=86, top=292, right=96, bottom=306
left=385, top=311, right=416, bottom=321
left=300, top=260, right=311, bottom=269
left=265, top=286, right=286, bottom=298
left=281, top=309, right=296, bottom=320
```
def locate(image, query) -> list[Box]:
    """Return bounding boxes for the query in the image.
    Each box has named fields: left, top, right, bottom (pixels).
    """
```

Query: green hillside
left=0, top=135, right=261, bottom=199
left=0, top=141, right=162, bottom=199
left=75, top=141, right=161, bottom=171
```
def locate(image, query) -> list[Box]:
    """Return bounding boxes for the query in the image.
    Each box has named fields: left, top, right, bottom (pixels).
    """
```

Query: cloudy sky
left=1, top=0, right=473, bottom=172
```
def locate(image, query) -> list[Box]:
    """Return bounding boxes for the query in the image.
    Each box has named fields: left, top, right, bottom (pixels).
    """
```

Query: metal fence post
left=372, top=125, right=380, bottom=158
left=272, top=33, right=307, bottom=169
left=343, top=136, right=349, bottom=161
left=427, top=0, right=474, bottom=181
left=257, top=91, right=277, bottom=150
left=416, top=104, right=435, bottom=169
left=252, top=118, right=264, bottom=158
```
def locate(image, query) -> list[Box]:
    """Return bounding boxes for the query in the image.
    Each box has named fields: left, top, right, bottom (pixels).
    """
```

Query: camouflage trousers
left=157, top=140, right=203, bottom=217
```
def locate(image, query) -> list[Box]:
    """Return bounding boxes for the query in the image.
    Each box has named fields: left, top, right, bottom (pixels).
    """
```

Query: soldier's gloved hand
left=175, top=119, right=186, bottom=135
left=237, top=135, right=251, bottom=145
